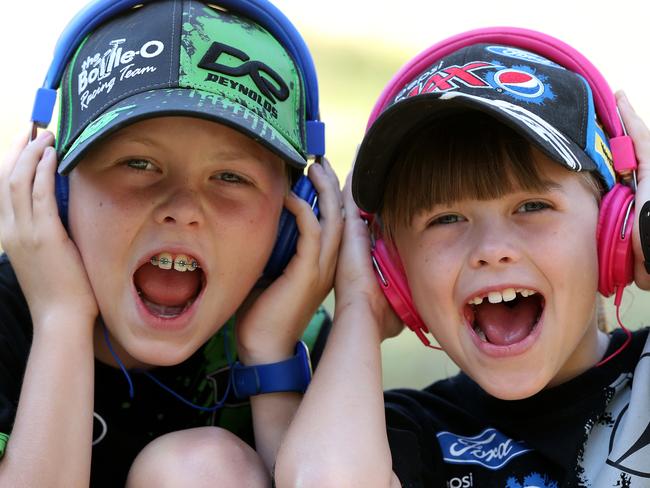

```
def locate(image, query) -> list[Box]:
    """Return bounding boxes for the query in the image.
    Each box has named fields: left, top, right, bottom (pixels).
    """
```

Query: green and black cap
left=56, top=0, right=308, bottom=174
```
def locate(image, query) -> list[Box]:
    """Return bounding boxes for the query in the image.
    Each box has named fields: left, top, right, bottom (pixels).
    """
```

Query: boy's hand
left=236, top=158, right=343, bottom=364
left=334, top=174, right=403, bottom=341
left=0, top=130, right=98, bottom=329
left=616, top=91, right=650, bottom=290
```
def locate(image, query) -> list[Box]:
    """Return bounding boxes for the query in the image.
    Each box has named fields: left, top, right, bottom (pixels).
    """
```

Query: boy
left=275, top=37, right=650, bottom=487
left=0, top=1, right=342, bottom=487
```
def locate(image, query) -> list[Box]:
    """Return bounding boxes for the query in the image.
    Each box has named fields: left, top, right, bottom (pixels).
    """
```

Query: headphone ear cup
left=372, top=238, right=433, bottom=347
left=55, top=172, right=69, bottom=229
left=261, top=175, right=319, bottom=284
left=597, top=183, right=635, bottom=298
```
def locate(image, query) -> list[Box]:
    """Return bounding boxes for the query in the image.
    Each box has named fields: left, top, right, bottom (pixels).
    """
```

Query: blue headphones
left=32, top=0, right=324, bottom=282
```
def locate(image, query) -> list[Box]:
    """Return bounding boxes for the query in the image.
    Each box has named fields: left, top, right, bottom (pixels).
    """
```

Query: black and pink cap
left=353, top=42, right=618, bottom=213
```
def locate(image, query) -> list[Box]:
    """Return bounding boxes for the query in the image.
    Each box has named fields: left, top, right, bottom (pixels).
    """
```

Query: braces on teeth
left=150, top=253, right=199, bottom=272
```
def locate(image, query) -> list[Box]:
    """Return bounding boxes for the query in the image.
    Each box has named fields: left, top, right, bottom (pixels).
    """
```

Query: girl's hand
left=335, top=173, right=403, bottom=341
left=0, top=131, right=98, bottom=329
left=236, top=158, right=343, bottom=364
left=616, top=91, right=650, bottom=290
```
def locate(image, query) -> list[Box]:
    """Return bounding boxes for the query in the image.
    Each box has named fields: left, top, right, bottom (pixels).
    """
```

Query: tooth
left=174, top=254, right=189, bottom=272
left=158, top=252, right=173, bottom=270
left=502, top=288, right=516, bottom=302
left=188, top=260, right=198, bottom=271
left=520, top=289, right=537, bottom=297
left=473, top=296, right=484, bottom=305
left=488, top=291, right=503, bottom=304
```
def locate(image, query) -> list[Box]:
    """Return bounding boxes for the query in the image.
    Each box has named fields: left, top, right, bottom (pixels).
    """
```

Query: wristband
left=641, top=200, right=650, bottom=274
left=230, top=341, right=312, bottom=399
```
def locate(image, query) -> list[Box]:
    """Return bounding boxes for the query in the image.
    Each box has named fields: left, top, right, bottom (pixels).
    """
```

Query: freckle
left=98, top=201, right=103, bottom=207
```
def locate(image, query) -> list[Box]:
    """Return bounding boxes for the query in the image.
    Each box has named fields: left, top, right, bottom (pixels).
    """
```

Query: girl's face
left=393, top=150, right=608, bottom=400
left=68, top=117, right=287, bottom=368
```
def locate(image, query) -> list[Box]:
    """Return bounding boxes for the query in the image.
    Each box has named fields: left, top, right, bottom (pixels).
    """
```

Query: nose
left=152, top=187, right=204, bottom=227
left=468, top=220, right=520, bottom=269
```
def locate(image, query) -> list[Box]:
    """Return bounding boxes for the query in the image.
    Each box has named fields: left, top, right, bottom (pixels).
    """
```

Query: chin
left=473, top=369, right=550, bottom=401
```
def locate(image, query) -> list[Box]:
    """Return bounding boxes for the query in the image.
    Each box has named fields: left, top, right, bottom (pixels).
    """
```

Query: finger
left=308, top=158, right=343, bottom=216
left=32, top=147, right=60, bottom=226
left=7, top=131, right=55, bottom=228
left=283, top=192, right=322, bottom=270
left=342, top=172, right=368, bottom=235
left=307, top=161, right=343, bottom=272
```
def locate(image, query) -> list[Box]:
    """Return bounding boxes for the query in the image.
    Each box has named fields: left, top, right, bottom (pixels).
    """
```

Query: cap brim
left=58, top=88, right=306, bottom=175
left=352, top=92, right=598, bottom=213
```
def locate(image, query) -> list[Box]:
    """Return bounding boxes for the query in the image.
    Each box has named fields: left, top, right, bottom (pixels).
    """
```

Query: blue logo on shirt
left=506, top=472, right=558, bottom=488
left=437, top=428, right=532, bottom=470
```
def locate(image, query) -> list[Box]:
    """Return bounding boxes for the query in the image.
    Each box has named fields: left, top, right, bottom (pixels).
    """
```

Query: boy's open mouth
left=464, top=288, right=544, bottom=346
left=133, top=252, right=206, bottom=318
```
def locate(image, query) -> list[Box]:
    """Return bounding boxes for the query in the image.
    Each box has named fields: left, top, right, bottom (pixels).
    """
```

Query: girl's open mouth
left=133, top=252, right=206, bottom=321
left=464, top=288, right=545, bottom=349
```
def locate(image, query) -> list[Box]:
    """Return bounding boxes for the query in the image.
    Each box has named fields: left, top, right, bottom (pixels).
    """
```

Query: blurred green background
left=1, top=0, right=648, bottom=391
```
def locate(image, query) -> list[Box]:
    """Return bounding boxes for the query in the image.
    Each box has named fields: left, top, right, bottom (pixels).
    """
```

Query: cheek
left=215, top=197, right=284, bottom=270
left=399, top=240, right=458, bottom=323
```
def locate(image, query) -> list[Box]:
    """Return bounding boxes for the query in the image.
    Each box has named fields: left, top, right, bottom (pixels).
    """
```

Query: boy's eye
left=517, top=201, right=551, bottom=213
left=429, top=214, right=465, bottom=226
left=125, top=159, right=157, bottom=172
left=213, top=172, right=248, bottom=184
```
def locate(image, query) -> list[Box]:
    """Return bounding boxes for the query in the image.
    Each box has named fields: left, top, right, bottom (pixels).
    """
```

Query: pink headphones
left=363, top=27, right=638, bottom=348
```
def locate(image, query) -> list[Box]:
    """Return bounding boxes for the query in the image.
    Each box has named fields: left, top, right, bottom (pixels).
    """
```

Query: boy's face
left=392, top=150, right=606, bottom=400
left=67, top=117, right=287, bottom=367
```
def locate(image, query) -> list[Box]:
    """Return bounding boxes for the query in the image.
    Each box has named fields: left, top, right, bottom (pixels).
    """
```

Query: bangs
left=380, top=112, right=556, bottom=238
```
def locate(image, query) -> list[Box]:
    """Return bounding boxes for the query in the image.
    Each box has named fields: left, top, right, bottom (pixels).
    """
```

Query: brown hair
left=380, top=111, right=602, bottom=240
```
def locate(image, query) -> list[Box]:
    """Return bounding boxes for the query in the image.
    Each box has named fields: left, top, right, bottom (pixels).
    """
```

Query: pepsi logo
left=493, top=69, right=545, bottom=99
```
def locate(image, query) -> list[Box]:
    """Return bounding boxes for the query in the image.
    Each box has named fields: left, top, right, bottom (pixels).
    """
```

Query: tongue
left=134, top=263, right=201, bottom=307
left=475, top=299, right=539, bottom=346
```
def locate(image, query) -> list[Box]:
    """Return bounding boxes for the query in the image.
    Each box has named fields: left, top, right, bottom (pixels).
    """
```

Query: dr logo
left=505, top=472, right=558, bottom=488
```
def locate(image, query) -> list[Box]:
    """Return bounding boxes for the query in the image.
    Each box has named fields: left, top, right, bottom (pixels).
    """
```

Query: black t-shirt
left=0, top=254, right=331, bottom=487
left=385, top=327, right=650, bottom=487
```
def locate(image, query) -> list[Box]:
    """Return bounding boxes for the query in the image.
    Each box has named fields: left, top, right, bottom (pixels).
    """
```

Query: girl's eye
left=214, top=172, right=248, bottom=184
left=517, top=201, right=551, bottom=213
left=429, top=214, right=465, bottom=226
left=125, top=159, right=157, bottom=172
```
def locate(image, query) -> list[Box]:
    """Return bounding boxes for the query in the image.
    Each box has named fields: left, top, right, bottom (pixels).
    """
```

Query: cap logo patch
left=199, top=41, right=290, bottom=116
left=396, top=62, right=554, bottom=106
left=77, top=38, right=165, bottom=111
left=493, top=69, right=545, bottom=98
left=485, top=45, right=561, bottom=68
left=396, top=61, right=492, bottom=102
